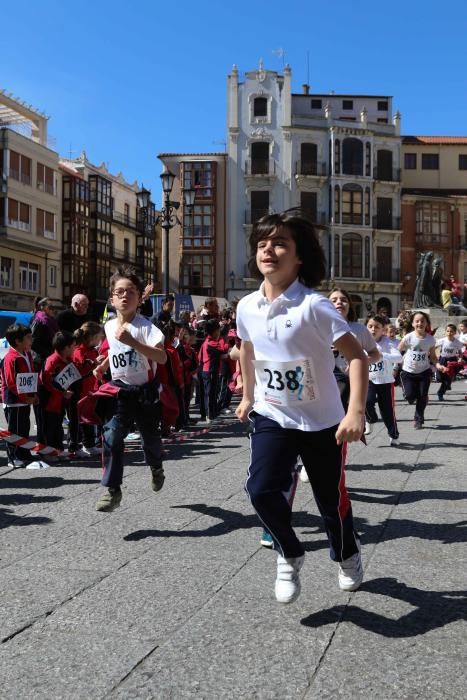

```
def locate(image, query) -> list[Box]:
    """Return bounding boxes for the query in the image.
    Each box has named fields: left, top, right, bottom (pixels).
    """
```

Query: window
left=342, top=185, right=363, bottom=224
left=89, top=175, right=112, bottom=217
left=48, top=265, right=57, bottom=288
left=311, top=99, right=322, bottom=109
left=19, top=261, right=39, bottom=292
left=404, top=153, right=417, bottom=170
left=342, top=100, right=353, bottom=110
left=181, top=254, right=213, bottom=295
left=300, top=143, right=318, bottom=175
left=250, top=142, right=270, bottom=174
left=334, top=139, right=340, bottom=175
left=334, top=185, right=340, bottom=223
left=124, top=203, right=130, bottom=224
left=182, top=162, right=214, bottom=198
left=9, top=150, right=31, bottom=185
left=365, top=142, right=371, bottom=177
left=124, top=238, right=130, bottom=258
left=377, top=118, right=388, bottom=123
left=365, top=187, right=371, bottom=225
left=0, top=257, right=13, bottom=288
left=7, top=198, right=31, bottom=230
left=250, top=191, right=269, bottom=223
left=183, top=204, right=214, bottom=247
left=253, top=97, right=268, bottom=117
left=342, top=138, right=363, bottom=175
left=37, top=163, right=55, bottom=194
left=376, top=197, right=393, bottom=229
left=37, top=209, right=56, bottom=239
left=416, top=202, right=448, bottom=243
left=421, top=154, right=439, bottom=170
left=377, top=100, right=388, bottom=111
left=342, top=233, right=363, bottom=277
left=300, top=192, right=317, bottom=221
left=459, top=155, right=467, bottom=170
left=376, top=150, right=393, bottom=180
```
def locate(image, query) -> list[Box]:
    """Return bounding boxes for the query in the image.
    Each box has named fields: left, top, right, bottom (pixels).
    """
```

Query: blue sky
left=1, top=0, right=466, bottom=201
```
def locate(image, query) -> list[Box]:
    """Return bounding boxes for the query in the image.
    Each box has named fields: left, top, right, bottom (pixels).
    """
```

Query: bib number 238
left=254, top=359, right=319, bottom=406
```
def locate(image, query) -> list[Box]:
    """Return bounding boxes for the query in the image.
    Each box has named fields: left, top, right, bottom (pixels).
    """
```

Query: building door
left=301, top=143, right=317, bottom=175
left=377, top=150, right=393, bottom=180
left=300, top=191, right=317, bottom=222
left=376, top=198, right=393, bottom=229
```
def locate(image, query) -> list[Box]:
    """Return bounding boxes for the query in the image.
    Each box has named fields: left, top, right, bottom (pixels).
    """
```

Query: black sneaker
left=96, top=488, right=122, bottom=512
left=413, top=420, right=422, bottom=430
left=150, top=466, right=165, bottom=492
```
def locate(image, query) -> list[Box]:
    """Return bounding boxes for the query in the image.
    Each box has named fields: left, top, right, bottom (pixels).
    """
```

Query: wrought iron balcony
left=373, top=216, right=401, bottom=230
left=244, top=159, right=276, bottom=176
left=295, top=161, right=327, bottom=177
left=373, top=167, right=401, bottom=182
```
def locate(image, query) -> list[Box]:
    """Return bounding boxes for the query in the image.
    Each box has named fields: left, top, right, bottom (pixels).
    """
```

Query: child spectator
left=177, top=326, right=198, bottom=425
left=1, top=324, right=39, bottom=467
left=40, top=331, right=79, bottom=458
left=198, top=319, right=228, bottom=422
left=73, top=321, right=104, bottom=455
left=93, top=266, right=166, bottom=512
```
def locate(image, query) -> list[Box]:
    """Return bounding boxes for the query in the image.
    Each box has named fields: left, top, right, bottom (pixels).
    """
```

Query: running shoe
left=81, top=446, right=102, bottom=456
left=413, top=420, right=422, bottom=430
left=69, top=448, right=90, bottom=459
left=338, top=546, right=363, bottom=591
left=7, top=459, right=25, bottom=468
left=260, top=530, right=274, bottom=548
left=150, top=466, right=165, bottom=492
left=364, top=421, right=372, bottom=435
left=275, top=554, right=305, bottom=604
left=125, top=432, right=141, bottom=442
left=299, top=466, right=310, bottom=483
left=437, top=391, right=444, bottom=401
left=389, top=438, right=400, bottom=446
left=96, top=488, right=122, bottom=512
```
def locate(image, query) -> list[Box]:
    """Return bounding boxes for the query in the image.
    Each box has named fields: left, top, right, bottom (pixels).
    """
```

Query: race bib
left=55, top=363, right=81, bottom=390
left=253, top=358, right=319, bottom=406
left=16, top=372, right=38, bottom=394
left=368, top=359, right=385, bottom=380
left=109, top=348, right=149, bottom=383
left=405, top=351, right=428, bottom=372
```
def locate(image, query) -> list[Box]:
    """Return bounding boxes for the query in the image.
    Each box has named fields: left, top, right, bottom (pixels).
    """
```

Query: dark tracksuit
left=198, top=336, right=225, bottom=420
left=400, top=369, right=432, bottom=423
left=366, top=382, right=399, bottom=439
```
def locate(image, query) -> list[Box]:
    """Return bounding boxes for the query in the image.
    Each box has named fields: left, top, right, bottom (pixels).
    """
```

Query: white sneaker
left=81, top=446, right=102, bottom=456
left=275, top=554, right=305, bottom=604
left=299, top=467, right=309, bottom=483
left=125, top=431, right=140, bottom=441
left=71, top=448, right=90, bottom=459
left=338, top=546, right=363, bottom=592
left=364, top=421, right=372, bottom=435
left=8, top=459, right=25, bottom=468
left=389, top=437, right=399, bottom=446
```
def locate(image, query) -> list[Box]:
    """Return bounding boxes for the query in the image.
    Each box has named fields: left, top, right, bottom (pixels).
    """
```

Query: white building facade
left=227, top=64, right=403, bottom=316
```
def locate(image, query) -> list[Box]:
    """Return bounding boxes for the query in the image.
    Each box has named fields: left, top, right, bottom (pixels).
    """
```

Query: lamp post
left=156, top=167, right=195, bottom=295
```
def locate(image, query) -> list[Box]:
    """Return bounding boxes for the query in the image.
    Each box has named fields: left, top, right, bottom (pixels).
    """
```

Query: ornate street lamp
left=156, top=166, right=195, bottom=295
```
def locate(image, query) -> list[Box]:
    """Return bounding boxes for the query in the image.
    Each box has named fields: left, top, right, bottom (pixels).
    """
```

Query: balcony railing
left=372, top=267, right=401, bottom=283
left=244, top=159, right=276, bottom=176
left=111, top=247, right=136, bottom=264
left=8, top=218, right=31, bottom=231
left=37, top=181, right=56, bottom=196
left=8, top=169, right=32, bottom=185
left=295, top=161, right=327, bottom=176
left=373, top=167, right=401, bottom=182
left=373, top=216, right=401, bottom=230
left=112, top=210, right=138, bottom=228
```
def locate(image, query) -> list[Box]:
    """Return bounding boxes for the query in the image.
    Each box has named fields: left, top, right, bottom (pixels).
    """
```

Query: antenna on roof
left=306, top=50, right=310, bottom=86
left=212, top=140, right=227, bottom=151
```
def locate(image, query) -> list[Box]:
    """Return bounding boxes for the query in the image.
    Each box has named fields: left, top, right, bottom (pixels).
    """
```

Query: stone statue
left=413, top=251, right=440, bottom=308
left=431, top=256, right=443, bottom=307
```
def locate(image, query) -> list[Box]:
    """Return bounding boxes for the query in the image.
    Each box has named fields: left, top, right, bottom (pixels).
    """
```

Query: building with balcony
left=401, top=136, right=467, bottom=305
left=227, top=64, right=403, bottom=315
left=0, top=91, right=61, bottom=310
left=59, top=152, right=160, bottom=313
left=157, top=153, right=227, bottom=297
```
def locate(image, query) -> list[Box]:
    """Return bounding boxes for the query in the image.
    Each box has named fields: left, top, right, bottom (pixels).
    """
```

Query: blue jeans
left=101, top=386, right=162, bottom=489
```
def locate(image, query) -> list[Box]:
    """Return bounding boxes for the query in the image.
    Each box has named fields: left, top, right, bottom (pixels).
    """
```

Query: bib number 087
left=111, top=350, right=136, bottom=369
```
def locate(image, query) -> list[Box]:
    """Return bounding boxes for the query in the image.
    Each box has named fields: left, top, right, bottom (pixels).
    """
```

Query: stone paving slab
left=0, top=385, right=466, bottom=698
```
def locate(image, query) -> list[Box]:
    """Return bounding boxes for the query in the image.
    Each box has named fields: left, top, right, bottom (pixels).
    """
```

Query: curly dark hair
left=248, top=209, right=326, bottom=288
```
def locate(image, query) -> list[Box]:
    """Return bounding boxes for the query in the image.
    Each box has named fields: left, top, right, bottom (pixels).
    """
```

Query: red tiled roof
left=403, top=136, right=467, bottom=145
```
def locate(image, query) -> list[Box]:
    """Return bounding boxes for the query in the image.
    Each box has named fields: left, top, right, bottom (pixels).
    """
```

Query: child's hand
left=336, top=413, right=364, bottom=444
left=115, top=324, right=135, bottom=346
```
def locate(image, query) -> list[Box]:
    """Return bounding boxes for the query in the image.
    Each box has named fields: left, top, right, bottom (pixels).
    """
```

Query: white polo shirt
left=435, top=337, right=464, bottom=358
left=236, top=279, right=350, bottom=431
left=401, top=332, right=436, bottom=374
left=368, top=336, right=403, bottom=385
left=105, top=315, right=164, bottom=386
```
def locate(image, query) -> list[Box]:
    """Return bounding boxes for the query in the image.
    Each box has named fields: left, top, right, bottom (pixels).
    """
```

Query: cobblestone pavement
left=0, top=384, right=466, bottom=699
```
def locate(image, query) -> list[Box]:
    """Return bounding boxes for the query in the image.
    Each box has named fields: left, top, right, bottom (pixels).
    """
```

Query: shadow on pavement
left=0, top=476, right=99, bottom=489
left=300, top=577, right=467, bottom=637
left=0, top=507, right=52, bottom=528
left=346, top=462, right=438, bottom=473
left=348, top=487, right=467, bottom=506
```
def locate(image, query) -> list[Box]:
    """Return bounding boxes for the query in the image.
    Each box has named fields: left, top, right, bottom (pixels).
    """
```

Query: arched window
left=300, top=143, right=317, bottom=175
left=334, top=185, right=340, bottom=223
left=334, top=139, right=340, bottom=175
left=253, top=97, right=268, bottom=117
left=342, top=184, right=363, bottom=225
left=342, top=233, right=362, bottom=277
left=342, top=138, right=363, bottom=175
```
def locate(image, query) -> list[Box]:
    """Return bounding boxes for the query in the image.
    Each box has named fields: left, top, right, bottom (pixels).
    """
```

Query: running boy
left=434, top=324, right=464, bottom=400
left=236, top=210, right=368, bottom=604
left=94, top=266, right=166, bottom=512
left=1, top=324, right=39, bottom=467
left=366, top=315, right=403, bottom=445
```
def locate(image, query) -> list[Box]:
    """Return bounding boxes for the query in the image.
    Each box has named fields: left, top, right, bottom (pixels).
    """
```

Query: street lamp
left=136, top=185, right=157, bottom=286
left=156, top=166, right=195, bottom=295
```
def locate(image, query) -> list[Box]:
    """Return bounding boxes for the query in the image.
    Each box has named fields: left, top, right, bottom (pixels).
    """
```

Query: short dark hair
left=5, top=323, right=32, bottom=347
left=205, top=319, right=220, bottom=336
left=248, top=209, right=326, bottom=288
left=205, top=297, right=218, bottom=307
left=109, top=266, right=144, bottom=295
left=328, top=287, right=357, bottom=322
left=52, top=331, right=76, bottom=352
left=367, top=314, right=388, bottom=326
left=163, top=294, right=175, bottom=305
left=446, top=323, right=457, bottom=331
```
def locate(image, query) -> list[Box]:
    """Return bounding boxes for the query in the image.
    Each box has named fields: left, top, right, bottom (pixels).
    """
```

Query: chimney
left=302, top=83, right=310, bottom=95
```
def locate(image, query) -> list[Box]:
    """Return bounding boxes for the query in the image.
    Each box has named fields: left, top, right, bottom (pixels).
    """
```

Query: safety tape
left=0, top=429, right=61, bottom=456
